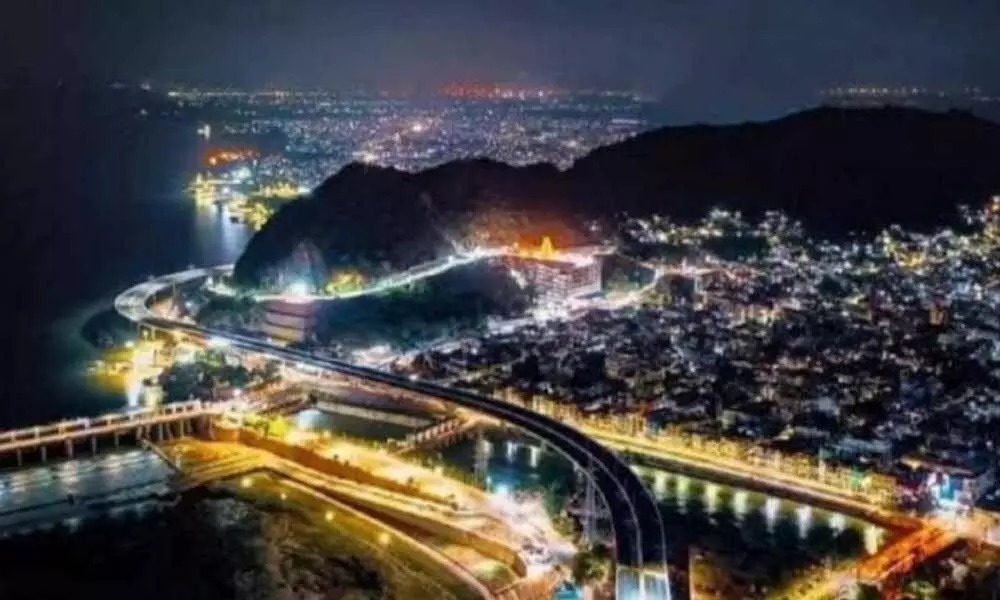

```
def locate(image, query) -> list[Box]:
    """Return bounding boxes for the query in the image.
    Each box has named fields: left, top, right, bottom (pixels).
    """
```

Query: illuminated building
left=206, top=147, right=259, bottom=167
left=905, top=454, right=997, bottom=507
left=259, top=299, right=316, bottom=343
left=253, top=181, right=305, bottom=199
left=189, top=173, right=217, bottom=205
left=506, top=237, right=603, bottom=306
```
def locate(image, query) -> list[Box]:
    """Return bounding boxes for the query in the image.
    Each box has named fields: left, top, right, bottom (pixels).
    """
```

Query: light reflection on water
left=797, top=505, right=812, bottom=538
left=654, top=471, right=668, bottom=496
left=637, top=464, right=883, bottom=549
left=705, top=483, right=719, bottom=514
left=765, top=496, right=781, bottom=531
left=865, top=524, right=884, bottom=555
left=440, top=429, right=888, bottom=576
left=733, top=490, right=749, bottom=520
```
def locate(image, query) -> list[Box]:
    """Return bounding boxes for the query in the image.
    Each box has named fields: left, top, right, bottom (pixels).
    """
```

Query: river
left=0, top=89, right=252, bottom=427
left=0, top=90, right=893, bottom=597
left=292, top=409, right=889, bottom=592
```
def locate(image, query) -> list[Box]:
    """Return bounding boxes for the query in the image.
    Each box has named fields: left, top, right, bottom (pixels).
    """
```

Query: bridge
left=116, top=271, right=672, bottom=600
left=393, top=415, right=485, bottom=456
left=0, top=401, right=212, bottom=465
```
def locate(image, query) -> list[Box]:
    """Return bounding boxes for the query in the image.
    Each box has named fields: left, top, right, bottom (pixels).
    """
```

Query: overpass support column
left=474, top=430, right=490, bottom=487
left=581, top=460, right=599, bottom=546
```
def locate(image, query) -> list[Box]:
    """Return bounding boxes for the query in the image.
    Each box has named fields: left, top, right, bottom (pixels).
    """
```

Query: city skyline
left=3, top=2, right=1000, bottom=597
left=5, top=0, right=1000, bottom=121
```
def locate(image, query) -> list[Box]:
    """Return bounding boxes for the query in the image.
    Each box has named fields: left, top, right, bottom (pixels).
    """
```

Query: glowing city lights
left=864, top=525, right=883, bottom=555
left=705, top=483, right=719, bottom=513
left=829, top=513, right=847, bottom=533
left=653, top=471, right=668, bottom=497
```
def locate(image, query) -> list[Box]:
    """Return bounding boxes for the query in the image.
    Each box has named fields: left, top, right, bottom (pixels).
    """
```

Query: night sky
left=3, top=0, right=1000, bottom=111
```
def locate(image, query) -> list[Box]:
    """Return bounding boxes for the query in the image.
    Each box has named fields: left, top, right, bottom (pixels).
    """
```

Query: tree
left=572, top=543, right=611, bottom=591
left=261, top=360, right=281, bottom=383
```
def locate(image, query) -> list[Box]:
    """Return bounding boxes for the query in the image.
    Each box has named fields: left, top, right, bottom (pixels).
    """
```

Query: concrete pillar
left=90, top=437, right=97, bottom=455
left=15, top=449, right=22, bottom=467
left=158, top=423, right=165, bottom=441
left=65, top=440, right=73, bottom=458
left=114, top=432, right=120, bottom=448
left=581, top=462, right=599, bottom=546
left=474, top=430, right=489, bottom=486
left=40, top=445, right=47, bottom=463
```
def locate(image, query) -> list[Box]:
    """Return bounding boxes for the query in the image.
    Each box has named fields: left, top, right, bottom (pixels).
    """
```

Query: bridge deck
left=0, top=402, right=210, bottom=454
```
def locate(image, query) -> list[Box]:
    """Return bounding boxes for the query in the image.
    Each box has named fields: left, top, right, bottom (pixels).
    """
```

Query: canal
left=298, top=413, right=891, bottom=592
left=445, top=429, right=887, bottom=589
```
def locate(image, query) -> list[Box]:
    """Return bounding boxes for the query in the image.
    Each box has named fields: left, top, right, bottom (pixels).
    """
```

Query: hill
left=233, top=106, right=1000, bottom=288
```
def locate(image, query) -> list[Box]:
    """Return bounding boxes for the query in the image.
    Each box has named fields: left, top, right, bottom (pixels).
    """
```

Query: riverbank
left=0, top=473, right=485, bottom=600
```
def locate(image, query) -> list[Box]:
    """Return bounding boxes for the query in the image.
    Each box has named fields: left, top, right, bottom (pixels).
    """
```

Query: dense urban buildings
left=176, top=88, right=661, bottom=196
left=6, top=0, right=1000, bottom=597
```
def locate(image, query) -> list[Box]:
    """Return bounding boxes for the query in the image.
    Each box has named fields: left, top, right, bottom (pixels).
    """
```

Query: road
left=205, top=247, right=510, bottom=302
left=117, top=269, right=673, bottom=598
left=163, top=244, right=630, bottom=305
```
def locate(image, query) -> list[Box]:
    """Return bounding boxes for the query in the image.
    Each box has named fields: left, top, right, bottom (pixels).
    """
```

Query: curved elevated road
left=116, top=271, right=671, bottom=599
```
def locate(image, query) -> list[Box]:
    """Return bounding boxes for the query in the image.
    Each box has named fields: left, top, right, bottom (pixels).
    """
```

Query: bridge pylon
left=581, top=459, right=600, bottom=546
left=474, top=429, right=490, bottom=486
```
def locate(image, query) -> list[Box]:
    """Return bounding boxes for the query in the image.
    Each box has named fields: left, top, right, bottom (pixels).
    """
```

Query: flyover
left=120, top=242, right=617, bottom=307
left=116, top=271, right=672, bottom=600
